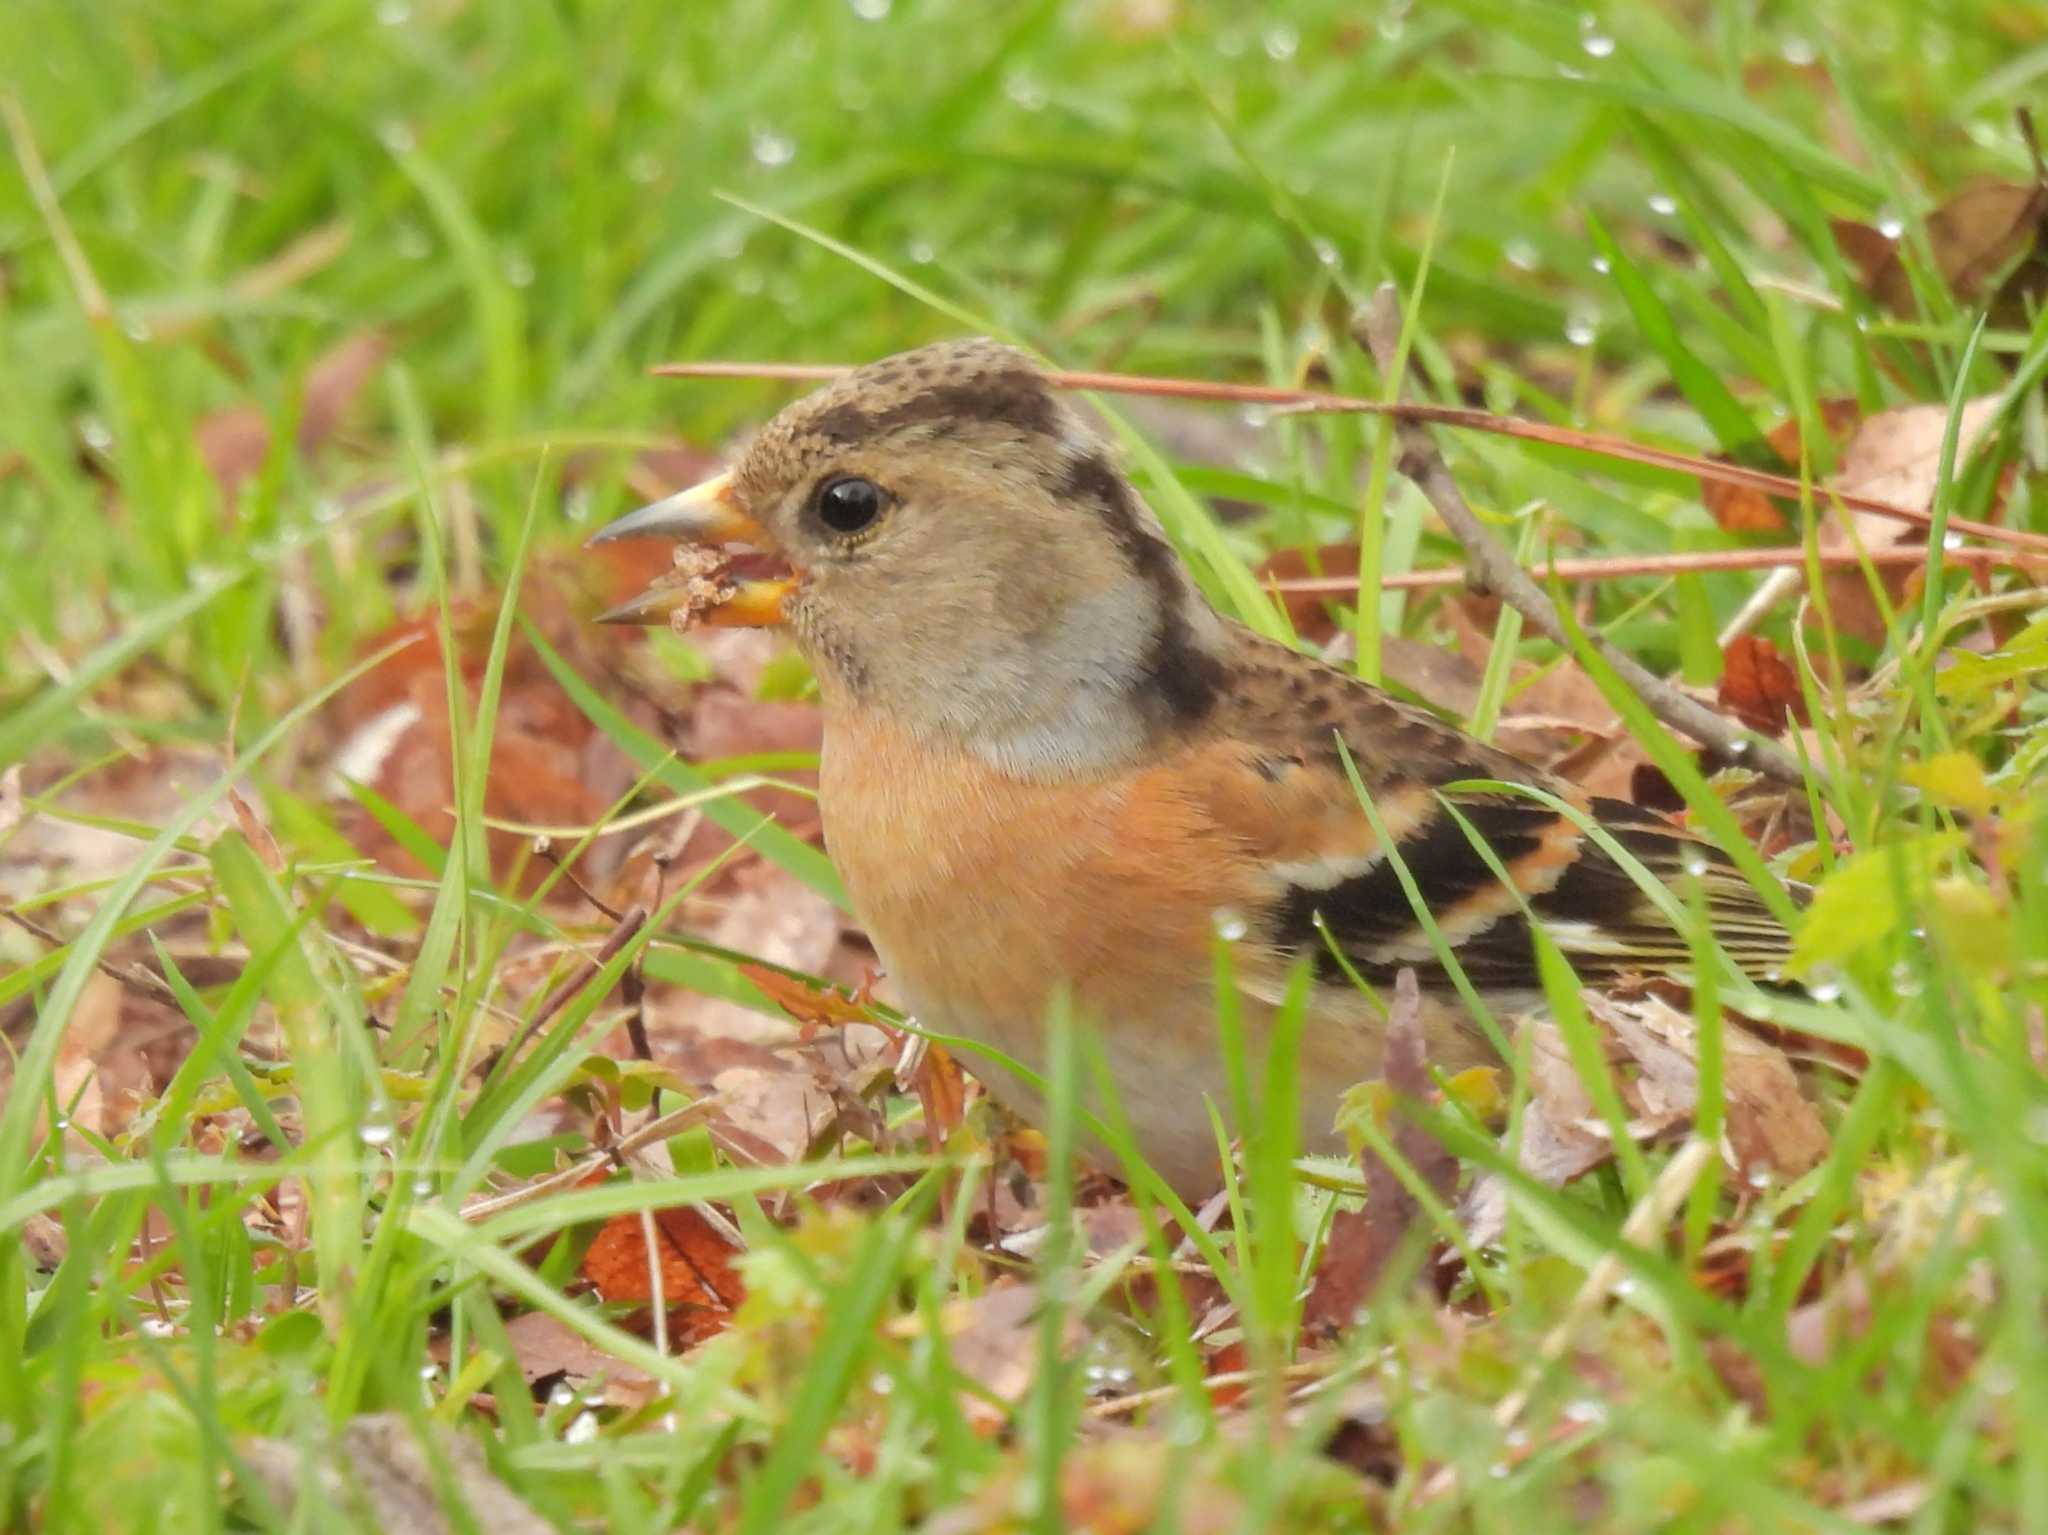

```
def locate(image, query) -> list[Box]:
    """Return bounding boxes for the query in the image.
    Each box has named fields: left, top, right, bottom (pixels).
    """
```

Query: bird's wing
left=1198, top=633, right=1793, bottom=996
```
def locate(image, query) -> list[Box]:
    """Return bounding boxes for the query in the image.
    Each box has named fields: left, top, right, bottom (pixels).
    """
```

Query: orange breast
left=817, top=712, right=1263, bottom=1054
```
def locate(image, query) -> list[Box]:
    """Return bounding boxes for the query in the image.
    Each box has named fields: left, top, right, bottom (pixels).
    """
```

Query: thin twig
left=4, top=907, right=180, bottom=1004
left=1269, top=541, right=2048, bottom=595
left=525, top=905, right=649, bottom=1037
left=457, top=1093, right=728, bottom=1221
left=649, top=358, right=2048, bottom=557
left=1351, top=285, right=1808, bottom=787
left=532, top=836, right=625, bottom=923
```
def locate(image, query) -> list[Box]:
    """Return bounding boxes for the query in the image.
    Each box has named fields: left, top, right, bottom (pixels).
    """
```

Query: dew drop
left=1808, top=980, right=1842, bottom=1004
left=848, top=0, right=891, bottom=17
left=565, top=1410, right=600, bottom=1443
left=548, top=1382, right=577, bottom=1408
left=1647, top=192, right=1678, bottom=217
left=1580, top=30, right=1616, bottom=58
left=1682, top=854, right=1710, bottom=877
left=1563, top=1397, right=1608, bottom=1425
left=1612, top=1277, right=1638, bottom=1299
left=1312, top=236, right=1341, bottom=268
left=1504, top=238, right=1539, bottom=272
left=750, top=128, right=795, bottom=168
left=140, top=1317, right=176, bottom=1339
left=411, top=1176, right=435, bottom=1196
left=358, top=1115, right=396, bottom=1148
left=1725, top=738, right=1751, bottom=757
left=419, top=1363, right=440, bottom=1381
left=1564, top=311, right=1599, bottom=347
left=123, top=315, right=153, bottom=342
left=1746, top=1166, right=1774, bottom=1191
left=1876, top=212, right=1906, bottom=240
left=1591, top=255, right=1612, bottom=275
left=1003, top=69, right=1047, bottom=111
left=1212, top=907, right=1250, bottom=942
left=1942, top=532, right=1964, bottom=551
left=1263, top=24, right=1300, bottom=61
left=905, top=239, right=935, bottom=266
left=52, top=1118, right=70, bottom=1133
left=1780, top=35, right=1816, bottom=66
left=1378, top=6, right=1407, bottom=42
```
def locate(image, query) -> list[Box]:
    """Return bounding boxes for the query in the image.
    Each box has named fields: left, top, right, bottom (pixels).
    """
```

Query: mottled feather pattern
left=618, top=337, right=1801, bottom=1193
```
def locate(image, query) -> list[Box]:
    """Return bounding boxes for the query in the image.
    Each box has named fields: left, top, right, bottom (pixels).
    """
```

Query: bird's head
left=590, top=339, right=1227, bottom=776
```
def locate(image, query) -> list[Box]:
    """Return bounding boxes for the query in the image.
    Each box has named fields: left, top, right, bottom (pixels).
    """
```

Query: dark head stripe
left=1057, top=450, right=1223, bottom=723
left=806, top=369, right=1061, bottom=449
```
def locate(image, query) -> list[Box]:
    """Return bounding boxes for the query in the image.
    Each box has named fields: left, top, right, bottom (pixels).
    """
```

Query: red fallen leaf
left=1717, top=636, right=1807, bottom=736
left=913, top=1040, right=968, bottom=1149
left=1205, top=1338, right=1250, bottom=1408
left=581, top=1204, right=744, bottom=1347
left=1302, top=970, right=1456, bottom=1335
left=1700, top=399, right=1863, bottom=536
left=739, top=963, right=873, bottom=1031
left=1256, top=541, right=1359, bottom=644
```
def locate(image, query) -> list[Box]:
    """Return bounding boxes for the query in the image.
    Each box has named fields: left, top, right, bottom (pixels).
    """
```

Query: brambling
left=591, top=339, right=1793, bottom=1196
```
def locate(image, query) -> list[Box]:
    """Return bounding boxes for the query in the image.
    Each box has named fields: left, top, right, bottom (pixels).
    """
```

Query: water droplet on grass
left=1580, top=29, right=1615, bottom=58
left=376, top=0, right=411, bottom=22
left=1263, top=24, right=1300, bottom=61
left=1564, top=1397, right=1608, bottom=1425
left=1876, top=211, right=1905, bottom=240
left=565, top=1410, right=600, bottom=1443
left=750, top=129, right=795, bottom=168
left=1564, top=312, right=1599, bottom=347
left=1648, top=192, right=1678, bottom=216
left=906, top=239, right=935, bottom=265
left=1780, top=35, right=1816, bottom=66
left=1312, top=237, right=1341, bottom=267
left=1591, top=255, right=1611, bottom=275
left=849, top=0, right=891, bottom=17
left=359, top=1115, right=396, bottom=1148
left=1212, top=907, right=1249, bottom=942
left=1504, top=239, right=1539, bottom=272
left=1004, top=69, right=1047, bottom=110
left=140, top=1317, right=176, bottom=1339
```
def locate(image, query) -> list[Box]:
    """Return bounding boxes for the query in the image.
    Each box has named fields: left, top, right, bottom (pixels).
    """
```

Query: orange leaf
left=740, top=963, right=871, bottom=1031
left=1701, top=399, right=1863, bottom=536
left=915, top=1040, right=968, bottom=1148
left=580, top=1204, right=745, bottom=1331
left=1717, top=636, right=1807, bottom=736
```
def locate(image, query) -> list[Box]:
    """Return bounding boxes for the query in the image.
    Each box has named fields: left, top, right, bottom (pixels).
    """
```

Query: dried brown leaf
left=1304, top=970, right=1454, bottom=1333
left=1717, top=635, right=1807, bottom=735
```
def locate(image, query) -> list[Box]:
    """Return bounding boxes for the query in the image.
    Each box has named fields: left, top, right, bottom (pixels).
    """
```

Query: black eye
left=814, top=475, right=885, bottom=536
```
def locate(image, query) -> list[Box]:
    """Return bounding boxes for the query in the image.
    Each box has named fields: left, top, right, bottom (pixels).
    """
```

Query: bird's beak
left=586, top=470, right=795, bottom=628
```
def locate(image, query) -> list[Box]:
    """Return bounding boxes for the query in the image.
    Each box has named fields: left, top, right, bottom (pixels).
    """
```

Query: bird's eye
left=813, top=475, right=885, bottom=536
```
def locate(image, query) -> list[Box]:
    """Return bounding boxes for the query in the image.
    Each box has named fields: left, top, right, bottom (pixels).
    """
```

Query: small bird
left=592, top=339, right=1792, bottom=1196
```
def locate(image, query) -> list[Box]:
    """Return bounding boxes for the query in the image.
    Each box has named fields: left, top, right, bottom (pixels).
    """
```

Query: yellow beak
left=586, top=470, right=795, bottom=628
